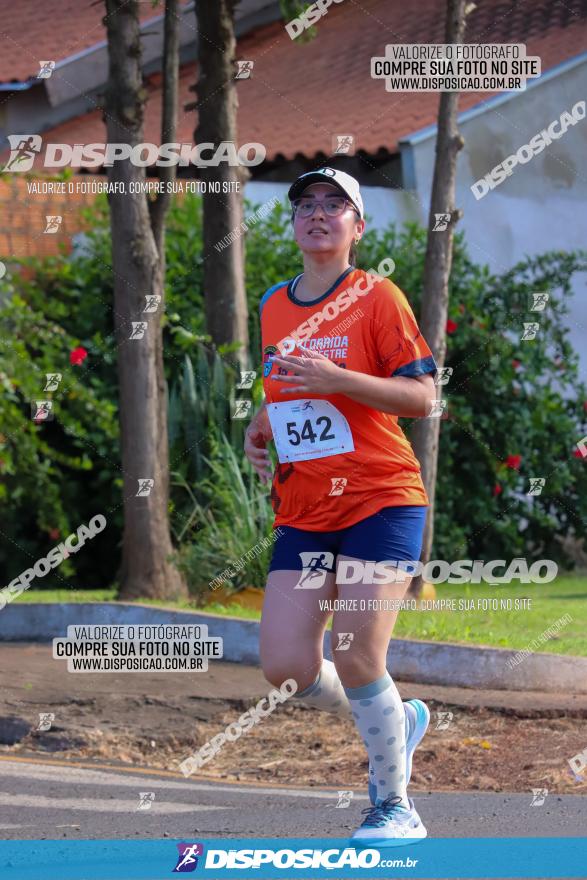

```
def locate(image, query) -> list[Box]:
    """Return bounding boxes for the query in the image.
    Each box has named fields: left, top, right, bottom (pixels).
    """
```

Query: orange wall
left=0, top=175, right=103, bottom=259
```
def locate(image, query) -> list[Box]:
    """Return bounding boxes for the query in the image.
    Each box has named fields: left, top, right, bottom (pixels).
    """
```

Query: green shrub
left=0, top=253, right=120, bottom=585
left=167, top=343, right=266, bottom=538
left=172, top=433, right=275, bottom=600
left=364, top=225, right=587, bottom=566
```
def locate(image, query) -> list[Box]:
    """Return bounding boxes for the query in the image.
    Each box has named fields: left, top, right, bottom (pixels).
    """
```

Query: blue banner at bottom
left=0, top=838, right=584, bottom=879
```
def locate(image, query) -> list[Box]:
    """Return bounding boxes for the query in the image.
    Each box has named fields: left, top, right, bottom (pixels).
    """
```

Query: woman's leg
left=331, top=561, right=412, bottom=808
left=259, top=566, right=337, bottom=695
left=331, top=562, right=409, bottom=685
left=260, top=526, right=353, bottom=712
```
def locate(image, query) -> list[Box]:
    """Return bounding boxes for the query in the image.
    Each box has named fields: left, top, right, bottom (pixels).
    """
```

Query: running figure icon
left=296, top=552, right=332, bottom=589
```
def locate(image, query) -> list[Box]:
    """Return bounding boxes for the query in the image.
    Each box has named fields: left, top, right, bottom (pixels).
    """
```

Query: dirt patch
left=3, top=694, right=586, bottom=796
left=2, top=642, right=585, bottom=795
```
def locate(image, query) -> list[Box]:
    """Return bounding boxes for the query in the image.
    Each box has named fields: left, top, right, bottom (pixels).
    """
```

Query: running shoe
left=368, top=699, right=430, bottom=805
left=350, top=794, right=427, bottom=846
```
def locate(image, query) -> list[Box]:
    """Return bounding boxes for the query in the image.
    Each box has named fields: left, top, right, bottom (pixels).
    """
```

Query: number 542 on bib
left=266, top=399, right=355, bottom=463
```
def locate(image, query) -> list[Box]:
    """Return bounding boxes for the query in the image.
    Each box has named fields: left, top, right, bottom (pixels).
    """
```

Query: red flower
left=512, top=359, right=521, bottom=369
left=573, top=448, right=586, bottom=459
left=47, top=528, right=60, bottom=540
left=70, top=346, right=88, bottom=366
left=446, top=319, right=458, bottom=334
left=493, top=484, right=502, bottom=496
left=505, top=454, right=522, bottom=470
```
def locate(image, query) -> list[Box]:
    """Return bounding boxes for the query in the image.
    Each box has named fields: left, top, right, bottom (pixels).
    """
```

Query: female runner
left=244, top=167, right=437, bottom=846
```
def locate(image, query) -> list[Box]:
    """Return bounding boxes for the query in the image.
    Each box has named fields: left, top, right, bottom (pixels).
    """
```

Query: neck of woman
left=296, top=256, right=352, bottom=300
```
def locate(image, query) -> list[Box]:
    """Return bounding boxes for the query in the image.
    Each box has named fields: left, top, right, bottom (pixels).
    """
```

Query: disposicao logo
left=2, top=136, right=266, bottom=171
left=173, top=842, right=204, bottom=872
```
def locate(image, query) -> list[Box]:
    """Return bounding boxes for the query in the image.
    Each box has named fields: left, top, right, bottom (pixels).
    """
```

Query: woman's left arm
left=336, top=369, right=437, bottom=418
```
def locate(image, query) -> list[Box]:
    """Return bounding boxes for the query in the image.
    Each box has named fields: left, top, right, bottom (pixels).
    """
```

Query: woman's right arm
left=244, top=403, right=274, bottom=485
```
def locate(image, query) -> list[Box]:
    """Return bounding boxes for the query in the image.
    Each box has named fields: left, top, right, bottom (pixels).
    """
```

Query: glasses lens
left=295, top=199, right=314, bottom=217
left=324, top=197, right=347, bottom=216
left=294, top=196, right=347, bottom=217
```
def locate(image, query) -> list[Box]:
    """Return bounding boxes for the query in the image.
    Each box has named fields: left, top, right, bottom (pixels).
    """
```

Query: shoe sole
left=351, top=825, right=427, bottom=847
left=368, top=699, right=430, bottom=805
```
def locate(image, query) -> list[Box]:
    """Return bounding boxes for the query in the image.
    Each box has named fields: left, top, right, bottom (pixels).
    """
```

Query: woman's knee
left=331, top=649, right=383, bottom=688
left=260, top=653, right=321, bottom=693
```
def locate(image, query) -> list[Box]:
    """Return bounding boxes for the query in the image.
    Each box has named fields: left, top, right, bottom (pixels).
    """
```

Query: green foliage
left=360, top=223, right=587, bottom=566
left=172, top=433, right=276, bottom=601
left=0, top=258, right=120, bottom=585
left=164, top=191, right=207, bottom=359
left=278, top=0, right=318, bottom=41
left=167, top=342, right=266, bottom=540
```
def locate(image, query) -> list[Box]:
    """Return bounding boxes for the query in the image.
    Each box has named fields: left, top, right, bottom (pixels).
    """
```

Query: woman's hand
left=269, top=347, right=345, bottom=396
left=244, top=407, right=274, bottom=485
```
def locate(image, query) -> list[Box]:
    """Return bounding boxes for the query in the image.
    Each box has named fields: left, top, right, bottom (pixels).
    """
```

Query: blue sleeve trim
left=392, top=355, right=438, bottom=378
left=259, top=280, right=290, bottom=317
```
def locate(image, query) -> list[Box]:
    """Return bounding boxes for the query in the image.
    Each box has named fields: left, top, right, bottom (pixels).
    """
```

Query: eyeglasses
left=292, top=195, right=358, bottom=218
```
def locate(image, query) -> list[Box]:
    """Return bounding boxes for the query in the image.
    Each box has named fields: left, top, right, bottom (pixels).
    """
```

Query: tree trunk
left=149, top=0, right=179, bottom=257
left=408, top=0, right=468, bottom=597
left=104, top=0, right=187, bottom=599
left=194, top=0, right=250, bottom=371
left=149, top=0, right=180, bottom=581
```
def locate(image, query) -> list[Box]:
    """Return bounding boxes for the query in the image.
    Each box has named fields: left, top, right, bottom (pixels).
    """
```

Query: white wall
left=403, top=54, right=587, bottom=382
left=243, top=180, right=420, bottom=233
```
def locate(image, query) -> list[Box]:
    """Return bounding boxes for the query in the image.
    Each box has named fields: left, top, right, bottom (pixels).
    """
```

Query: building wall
left=244, top=180, right=421, bottom=233
left=0, top=175, right=422, bottom=261
left=0, top=175, right=99, bottom=259
left=404, top=55, right=587, bottom=381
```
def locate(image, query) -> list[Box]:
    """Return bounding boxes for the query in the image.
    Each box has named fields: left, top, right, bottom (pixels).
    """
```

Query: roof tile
left=3, top=0, right=586, bottom=164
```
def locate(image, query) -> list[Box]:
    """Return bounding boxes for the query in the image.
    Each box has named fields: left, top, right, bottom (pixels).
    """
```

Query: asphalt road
left=0, top=755, right=585, bottom=840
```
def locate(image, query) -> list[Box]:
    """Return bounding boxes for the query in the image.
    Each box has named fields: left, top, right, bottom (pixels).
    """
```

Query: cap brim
left=288, top=173, right=348, bottom=202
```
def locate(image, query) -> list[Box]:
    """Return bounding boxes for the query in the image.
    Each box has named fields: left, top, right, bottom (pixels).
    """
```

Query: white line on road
left=0, top=824, right=39, bottom=829
left=0, top=759, right=367, bottom=800
left=0, top=792, right=231, bottom=813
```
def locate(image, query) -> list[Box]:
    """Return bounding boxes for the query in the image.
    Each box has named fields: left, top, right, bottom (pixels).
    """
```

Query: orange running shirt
left=260, top=267, right=437, bottom=531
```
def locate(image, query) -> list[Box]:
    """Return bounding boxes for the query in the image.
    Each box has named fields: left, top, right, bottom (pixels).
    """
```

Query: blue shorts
left=268, top=505, right=427, bottom=573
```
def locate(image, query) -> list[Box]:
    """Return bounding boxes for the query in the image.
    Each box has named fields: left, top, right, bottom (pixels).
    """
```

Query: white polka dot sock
left=296, top=658, right=352, bottom=718
left=344, top=671, right=409, bottom=808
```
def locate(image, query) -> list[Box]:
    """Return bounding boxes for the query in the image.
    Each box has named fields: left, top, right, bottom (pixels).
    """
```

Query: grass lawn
left=14, top=575, right=587, bottom=656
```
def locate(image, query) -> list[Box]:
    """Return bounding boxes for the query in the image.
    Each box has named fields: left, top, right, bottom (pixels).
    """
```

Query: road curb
left=1, top=602, right=585, bottom=693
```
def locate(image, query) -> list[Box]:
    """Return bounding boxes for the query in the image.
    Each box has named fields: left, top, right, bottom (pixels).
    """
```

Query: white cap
left=288, top=167, right=364, bottom=218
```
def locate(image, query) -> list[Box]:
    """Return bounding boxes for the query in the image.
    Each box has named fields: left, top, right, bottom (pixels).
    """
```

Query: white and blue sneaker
left=368, top=699, right=430, bottom=805
left=351, top=794, right=427, bottom=846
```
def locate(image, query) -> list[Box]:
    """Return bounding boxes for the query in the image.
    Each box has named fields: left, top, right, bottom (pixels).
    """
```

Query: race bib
left=266, top=399, right=355, bottom=463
